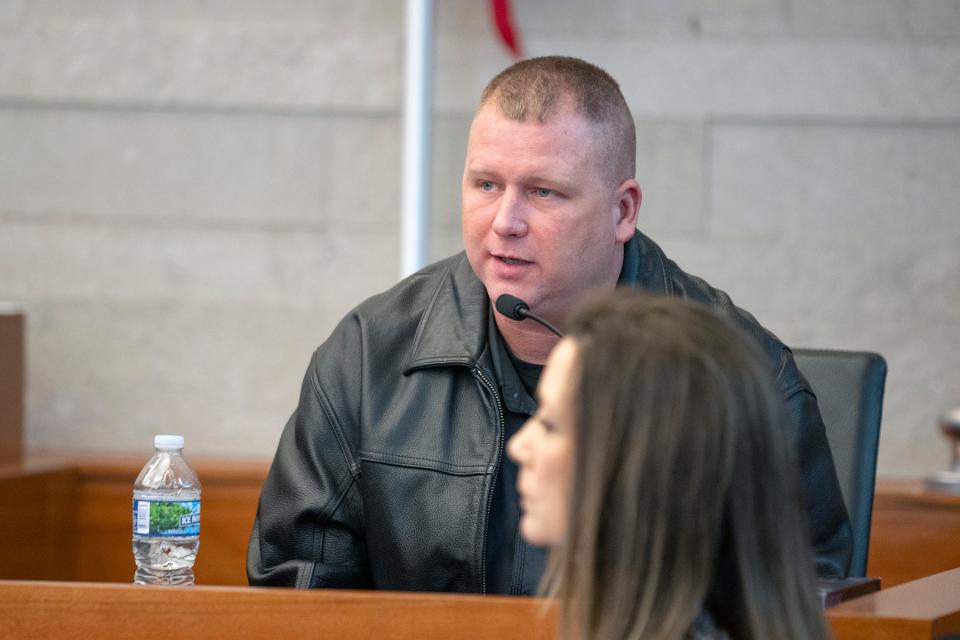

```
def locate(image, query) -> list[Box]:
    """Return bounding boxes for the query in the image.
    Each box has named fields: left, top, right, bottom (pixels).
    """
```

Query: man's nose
left=491, top=188, right=528, bottom=237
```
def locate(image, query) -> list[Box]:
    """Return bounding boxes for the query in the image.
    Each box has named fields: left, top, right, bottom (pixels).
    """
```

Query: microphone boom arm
left=520, top=308, right=563, bottom=338
left=494, top=294, right=564, bottom=338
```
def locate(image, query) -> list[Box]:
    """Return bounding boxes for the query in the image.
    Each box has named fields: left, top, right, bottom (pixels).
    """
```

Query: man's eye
left=479, top=181, right=495, bottom=192
left=534, top=188, right=553, bottom=198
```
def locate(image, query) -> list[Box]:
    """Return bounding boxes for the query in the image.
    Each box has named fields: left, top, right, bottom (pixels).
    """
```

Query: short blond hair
left=479, top=56, right=636, bottom=181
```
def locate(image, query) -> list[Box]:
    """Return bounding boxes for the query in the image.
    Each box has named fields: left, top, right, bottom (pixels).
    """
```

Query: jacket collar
left=404, top=230, right=669, bottom=372
left=404, top=254, right=489, bottom=373
left=617, top=229, right=671, bottom=294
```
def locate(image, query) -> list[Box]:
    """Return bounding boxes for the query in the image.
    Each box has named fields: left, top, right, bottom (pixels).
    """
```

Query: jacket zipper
left=473, top=365, right=505, bottom=595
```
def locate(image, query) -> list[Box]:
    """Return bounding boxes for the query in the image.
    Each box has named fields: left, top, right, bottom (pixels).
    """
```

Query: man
left=248, top=56, right=852, bottom=593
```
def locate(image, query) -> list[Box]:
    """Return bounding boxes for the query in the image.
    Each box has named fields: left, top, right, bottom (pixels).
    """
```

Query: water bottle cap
left=154, top=434, right=185, bottom=449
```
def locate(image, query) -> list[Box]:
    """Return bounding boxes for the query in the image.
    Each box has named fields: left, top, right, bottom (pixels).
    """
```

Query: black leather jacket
left=247, top=231, right=852, bottom=590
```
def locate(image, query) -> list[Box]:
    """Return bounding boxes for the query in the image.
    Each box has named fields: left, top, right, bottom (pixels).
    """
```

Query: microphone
left=495, top=294, right=564, bottom=338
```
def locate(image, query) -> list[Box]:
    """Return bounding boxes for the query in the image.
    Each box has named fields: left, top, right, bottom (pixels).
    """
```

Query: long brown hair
left=545, top=291, right=829, bottom=640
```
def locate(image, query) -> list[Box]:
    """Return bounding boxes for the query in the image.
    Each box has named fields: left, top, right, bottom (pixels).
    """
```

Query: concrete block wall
left=1, top=1, right=957, bottom=475
left=0, top=1, right=405, bottom=457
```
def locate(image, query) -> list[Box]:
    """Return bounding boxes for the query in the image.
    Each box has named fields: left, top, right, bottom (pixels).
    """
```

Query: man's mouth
left=497, top=256, right=531, bottom=266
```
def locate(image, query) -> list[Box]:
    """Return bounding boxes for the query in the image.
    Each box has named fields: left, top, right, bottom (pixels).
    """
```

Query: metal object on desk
left=818, top=576, right=881, bottom=608
left=926, top=408, right=960, bottom=495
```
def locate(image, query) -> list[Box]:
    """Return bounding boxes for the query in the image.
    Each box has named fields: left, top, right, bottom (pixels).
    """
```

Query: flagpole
left=400, top=0, right=433, bottom=278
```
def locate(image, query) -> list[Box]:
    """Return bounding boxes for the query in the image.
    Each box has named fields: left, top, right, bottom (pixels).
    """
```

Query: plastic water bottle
left=131, top=434, right=201, bottom=585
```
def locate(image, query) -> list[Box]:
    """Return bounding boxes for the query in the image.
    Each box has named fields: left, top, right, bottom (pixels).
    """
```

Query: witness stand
left=2, top=571, right=960, bottom=640
left=0, top=580, right=556, bottom=640
left=827, top=568, right=960, bottom=639
left=2, top=457, right=959, bottom=639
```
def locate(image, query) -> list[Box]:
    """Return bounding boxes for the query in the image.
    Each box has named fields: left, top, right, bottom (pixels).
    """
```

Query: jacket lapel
left=403, top=230, right=667, bottom=374
left=403, top=253, right=489, bottom=373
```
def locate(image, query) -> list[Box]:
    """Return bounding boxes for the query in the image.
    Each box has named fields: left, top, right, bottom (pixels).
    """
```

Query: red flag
left=491, top=0, right=523, bottom=59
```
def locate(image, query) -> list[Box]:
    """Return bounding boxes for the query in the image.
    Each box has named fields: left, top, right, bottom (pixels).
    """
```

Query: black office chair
left=793, top=349, right=887, bottom=578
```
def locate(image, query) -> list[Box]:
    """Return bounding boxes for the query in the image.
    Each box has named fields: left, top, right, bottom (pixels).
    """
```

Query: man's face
left=461, top=104, right=638, bottom=323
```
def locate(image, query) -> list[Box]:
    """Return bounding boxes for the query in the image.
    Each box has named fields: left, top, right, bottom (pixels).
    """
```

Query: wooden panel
left=0, top=456, right=268, bottom=585
left=0, top=461, right=77, bottom=580
left=4, top=573, right=960, bottom=640
left=868, top=478, right=960, bottom=587
left=0, top=309, right=24, bottom=464
left=4, top=459, right=956, bottom=590
left=72, top=457, right=269, bottom=585
left=74, top=472, right=133, bottom=582
left=827, top=568, right=960, bottom=640
left=0, top=580, right=558, bottom=640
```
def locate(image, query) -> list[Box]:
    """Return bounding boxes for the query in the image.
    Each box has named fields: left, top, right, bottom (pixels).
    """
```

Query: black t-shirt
left=484, top=312, right=548, bottom=595
left=507, top=347, right=544, bottom=399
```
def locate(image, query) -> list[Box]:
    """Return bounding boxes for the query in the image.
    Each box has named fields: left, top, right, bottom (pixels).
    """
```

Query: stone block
left=438, top=0, right=711, bottom=39
left=23, top=299, right=337, bottom=456
left=0, top=222, right=399, bottom=307
left=685, top=0, right=960, bottom=40
left=786, top=0, right=960, bottom=41
left=657, top=231, right=960, bottom=477
left=634, top=118, right=705, bottom=238
left=429, top=114, right=471, bottom=236
left=13, top=225, right=402, bottom=456
left=0, top=0, right=23, bottom=31
left=6, top=1, right=960, bottom=115
left=0, top=106, right=400, bottom=229
left=0, top=22, right=401, bottom=109
left=709, top=123, right=960, bottom=238
left=434, top=0, right=492, bottom=36
left=439, top=0, right=960, bottom=41
left=434, top=35, right=515, bottom=114
left=24, top=0, right=402, bottom=32
left=435, top=37, right=960, bottom=120
left=682, top=0, right=785, bottom=36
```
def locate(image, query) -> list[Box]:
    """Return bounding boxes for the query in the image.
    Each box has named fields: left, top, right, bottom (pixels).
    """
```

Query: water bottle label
left=132, top=499, right=201, bottom=537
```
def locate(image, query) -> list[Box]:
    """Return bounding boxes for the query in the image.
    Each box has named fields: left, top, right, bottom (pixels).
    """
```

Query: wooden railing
left=0, top=580, right=557, bottom=640
left=827, top=568, right=960, bottom=639
left=0, top=456, right=267, bottom=585
left=2, top=455, right=960, bottom=640
left=868, top=478, right=960, bottom=587
left=4, top=456, right=958, bottom=587
left=2, top=571, right=960, bottom=640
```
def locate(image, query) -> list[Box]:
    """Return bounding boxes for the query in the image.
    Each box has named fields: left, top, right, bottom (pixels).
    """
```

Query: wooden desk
left=0, top=580, right=556, bottom=640
left=0, top=456, right=268, bottom=585
left=869, top=479, right=960, bottom=587
left=827, top=568, right=960, bottom=639
left=3, top=572, right=959, bottom=640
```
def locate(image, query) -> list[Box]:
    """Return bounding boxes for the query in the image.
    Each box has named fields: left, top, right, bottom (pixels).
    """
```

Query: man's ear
left=614, top=178, right=641, bottom=243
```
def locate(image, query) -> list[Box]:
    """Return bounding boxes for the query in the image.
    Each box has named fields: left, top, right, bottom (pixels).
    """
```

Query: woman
left=507, top=291, right=829, bottom=640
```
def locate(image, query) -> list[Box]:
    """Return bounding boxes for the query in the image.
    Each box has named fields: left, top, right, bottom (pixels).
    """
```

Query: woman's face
left=506, top=337, right=578, bottom=547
